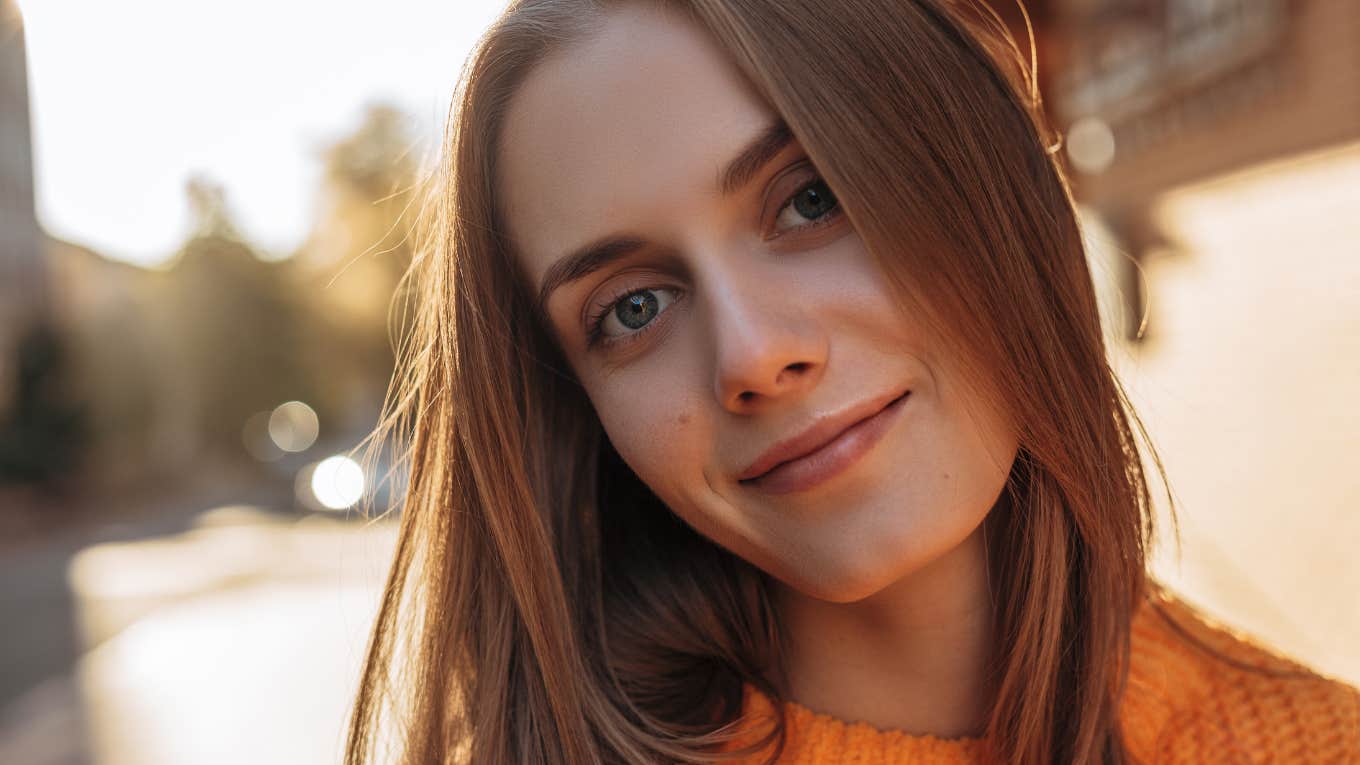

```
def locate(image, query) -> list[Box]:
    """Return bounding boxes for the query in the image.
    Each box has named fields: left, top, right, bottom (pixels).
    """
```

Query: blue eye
left=587, top=287, right=680, bottom=349
left=773, top=177, right=840, bottom=233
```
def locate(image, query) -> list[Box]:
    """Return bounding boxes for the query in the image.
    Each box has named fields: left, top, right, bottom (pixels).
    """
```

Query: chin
left=771, top=502, right=995, bottom=606
left=773, top=554, right=911, bottom=604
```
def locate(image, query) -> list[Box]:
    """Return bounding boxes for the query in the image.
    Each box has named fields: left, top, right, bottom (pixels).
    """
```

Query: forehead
left=496, top=3, right=775, bottom=283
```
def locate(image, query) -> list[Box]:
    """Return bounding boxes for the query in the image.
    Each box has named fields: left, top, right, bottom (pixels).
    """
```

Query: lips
left=737, top=388, right=911, bottom=483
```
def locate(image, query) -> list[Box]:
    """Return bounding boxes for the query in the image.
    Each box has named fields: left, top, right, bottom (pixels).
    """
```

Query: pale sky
left=16, top=0, right=505, bottom=267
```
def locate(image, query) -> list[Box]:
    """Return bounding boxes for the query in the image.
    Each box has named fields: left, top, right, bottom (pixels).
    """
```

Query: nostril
left=737, top=391, right=755, bottom=403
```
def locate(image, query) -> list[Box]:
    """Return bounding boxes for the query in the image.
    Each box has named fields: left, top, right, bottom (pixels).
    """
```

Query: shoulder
left=1121, top=587, right=1360, bottom=764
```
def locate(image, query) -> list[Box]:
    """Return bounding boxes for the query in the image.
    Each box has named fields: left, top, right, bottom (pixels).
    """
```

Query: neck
left=770, top=519, right=996, bottom=739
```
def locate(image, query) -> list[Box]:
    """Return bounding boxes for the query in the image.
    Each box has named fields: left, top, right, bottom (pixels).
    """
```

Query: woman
left=347, top=1, right=1360, bottom=762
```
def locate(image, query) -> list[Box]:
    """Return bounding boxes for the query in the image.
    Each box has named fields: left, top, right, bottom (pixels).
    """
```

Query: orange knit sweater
left=721, top=591, right=1360, bottom=763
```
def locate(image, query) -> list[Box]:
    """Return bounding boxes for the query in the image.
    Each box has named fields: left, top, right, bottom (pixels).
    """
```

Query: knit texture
left=720, top=591, right=1360, bottom=763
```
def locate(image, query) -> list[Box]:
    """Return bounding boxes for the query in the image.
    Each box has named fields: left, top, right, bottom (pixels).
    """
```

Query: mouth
left=738, top=389, right=911, bottom=495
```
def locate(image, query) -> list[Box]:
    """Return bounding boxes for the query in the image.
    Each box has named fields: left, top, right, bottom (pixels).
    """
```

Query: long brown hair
left=346, top=1, right=1173, bottom=762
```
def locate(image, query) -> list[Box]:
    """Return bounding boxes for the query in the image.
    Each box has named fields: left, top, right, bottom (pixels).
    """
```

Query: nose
left=707, top=270, right=828, bottom=412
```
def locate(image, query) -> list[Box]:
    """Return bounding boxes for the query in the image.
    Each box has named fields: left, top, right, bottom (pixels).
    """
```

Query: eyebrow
left=719, top=118, right=794, bottom=196
left=534, top=118, right=795, bottom=316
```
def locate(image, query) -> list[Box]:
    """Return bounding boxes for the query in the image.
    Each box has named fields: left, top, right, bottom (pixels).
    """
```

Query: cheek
left=590, top=379, right=708, bottom=502
left=817, top=237, right=919, bottom=347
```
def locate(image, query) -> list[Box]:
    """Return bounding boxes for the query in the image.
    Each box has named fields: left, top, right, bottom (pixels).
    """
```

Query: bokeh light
left=1066, top=116, right=1117, bottom=175
left=309, top=455, right=364, bottom=511
left=267, top=401, right=319, bottom=453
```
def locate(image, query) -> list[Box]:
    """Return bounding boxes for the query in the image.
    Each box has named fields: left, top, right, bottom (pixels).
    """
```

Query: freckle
left=677, top=413, right=691, bottom=427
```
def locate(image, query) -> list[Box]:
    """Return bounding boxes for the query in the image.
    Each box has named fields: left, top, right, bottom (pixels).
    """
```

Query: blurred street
left=0, top=487, right=396, bottom=765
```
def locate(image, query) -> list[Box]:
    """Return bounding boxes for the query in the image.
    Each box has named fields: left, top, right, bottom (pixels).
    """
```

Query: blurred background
left=0, top=0, right=1356, bottom=762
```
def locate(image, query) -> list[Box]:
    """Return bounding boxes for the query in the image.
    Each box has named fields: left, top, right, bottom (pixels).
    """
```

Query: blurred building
left=1031, top=0, right=1360, bottom=685
left=0, top=0, right=47, bottom=407
left=1056, top=0, right=1357, bottom=194
left=1046, top=0, right=1360, bottom=339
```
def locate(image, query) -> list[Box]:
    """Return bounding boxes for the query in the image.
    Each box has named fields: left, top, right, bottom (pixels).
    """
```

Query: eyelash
left=585, top=285, right=675, bottom=351
left=584, top=174, right=843, bottom=351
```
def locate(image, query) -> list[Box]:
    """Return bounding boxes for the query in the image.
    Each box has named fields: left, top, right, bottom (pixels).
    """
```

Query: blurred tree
left=185, top=173, right=243, bottom=241
left=292, top=103, right=422, bottom=440
left=164, top=178, right=320, bottom=461
left=323, top=103, right=420, bottom=204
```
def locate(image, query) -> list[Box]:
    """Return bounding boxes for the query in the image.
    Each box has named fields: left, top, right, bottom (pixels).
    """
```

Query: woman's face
left=497, top=4, right=1018, bottom=603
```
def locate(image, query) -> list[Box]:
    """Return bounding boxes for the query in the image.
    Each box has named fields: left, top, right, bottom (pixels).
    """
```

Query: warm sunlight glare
left=16, top=0, right=504, bottom=266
